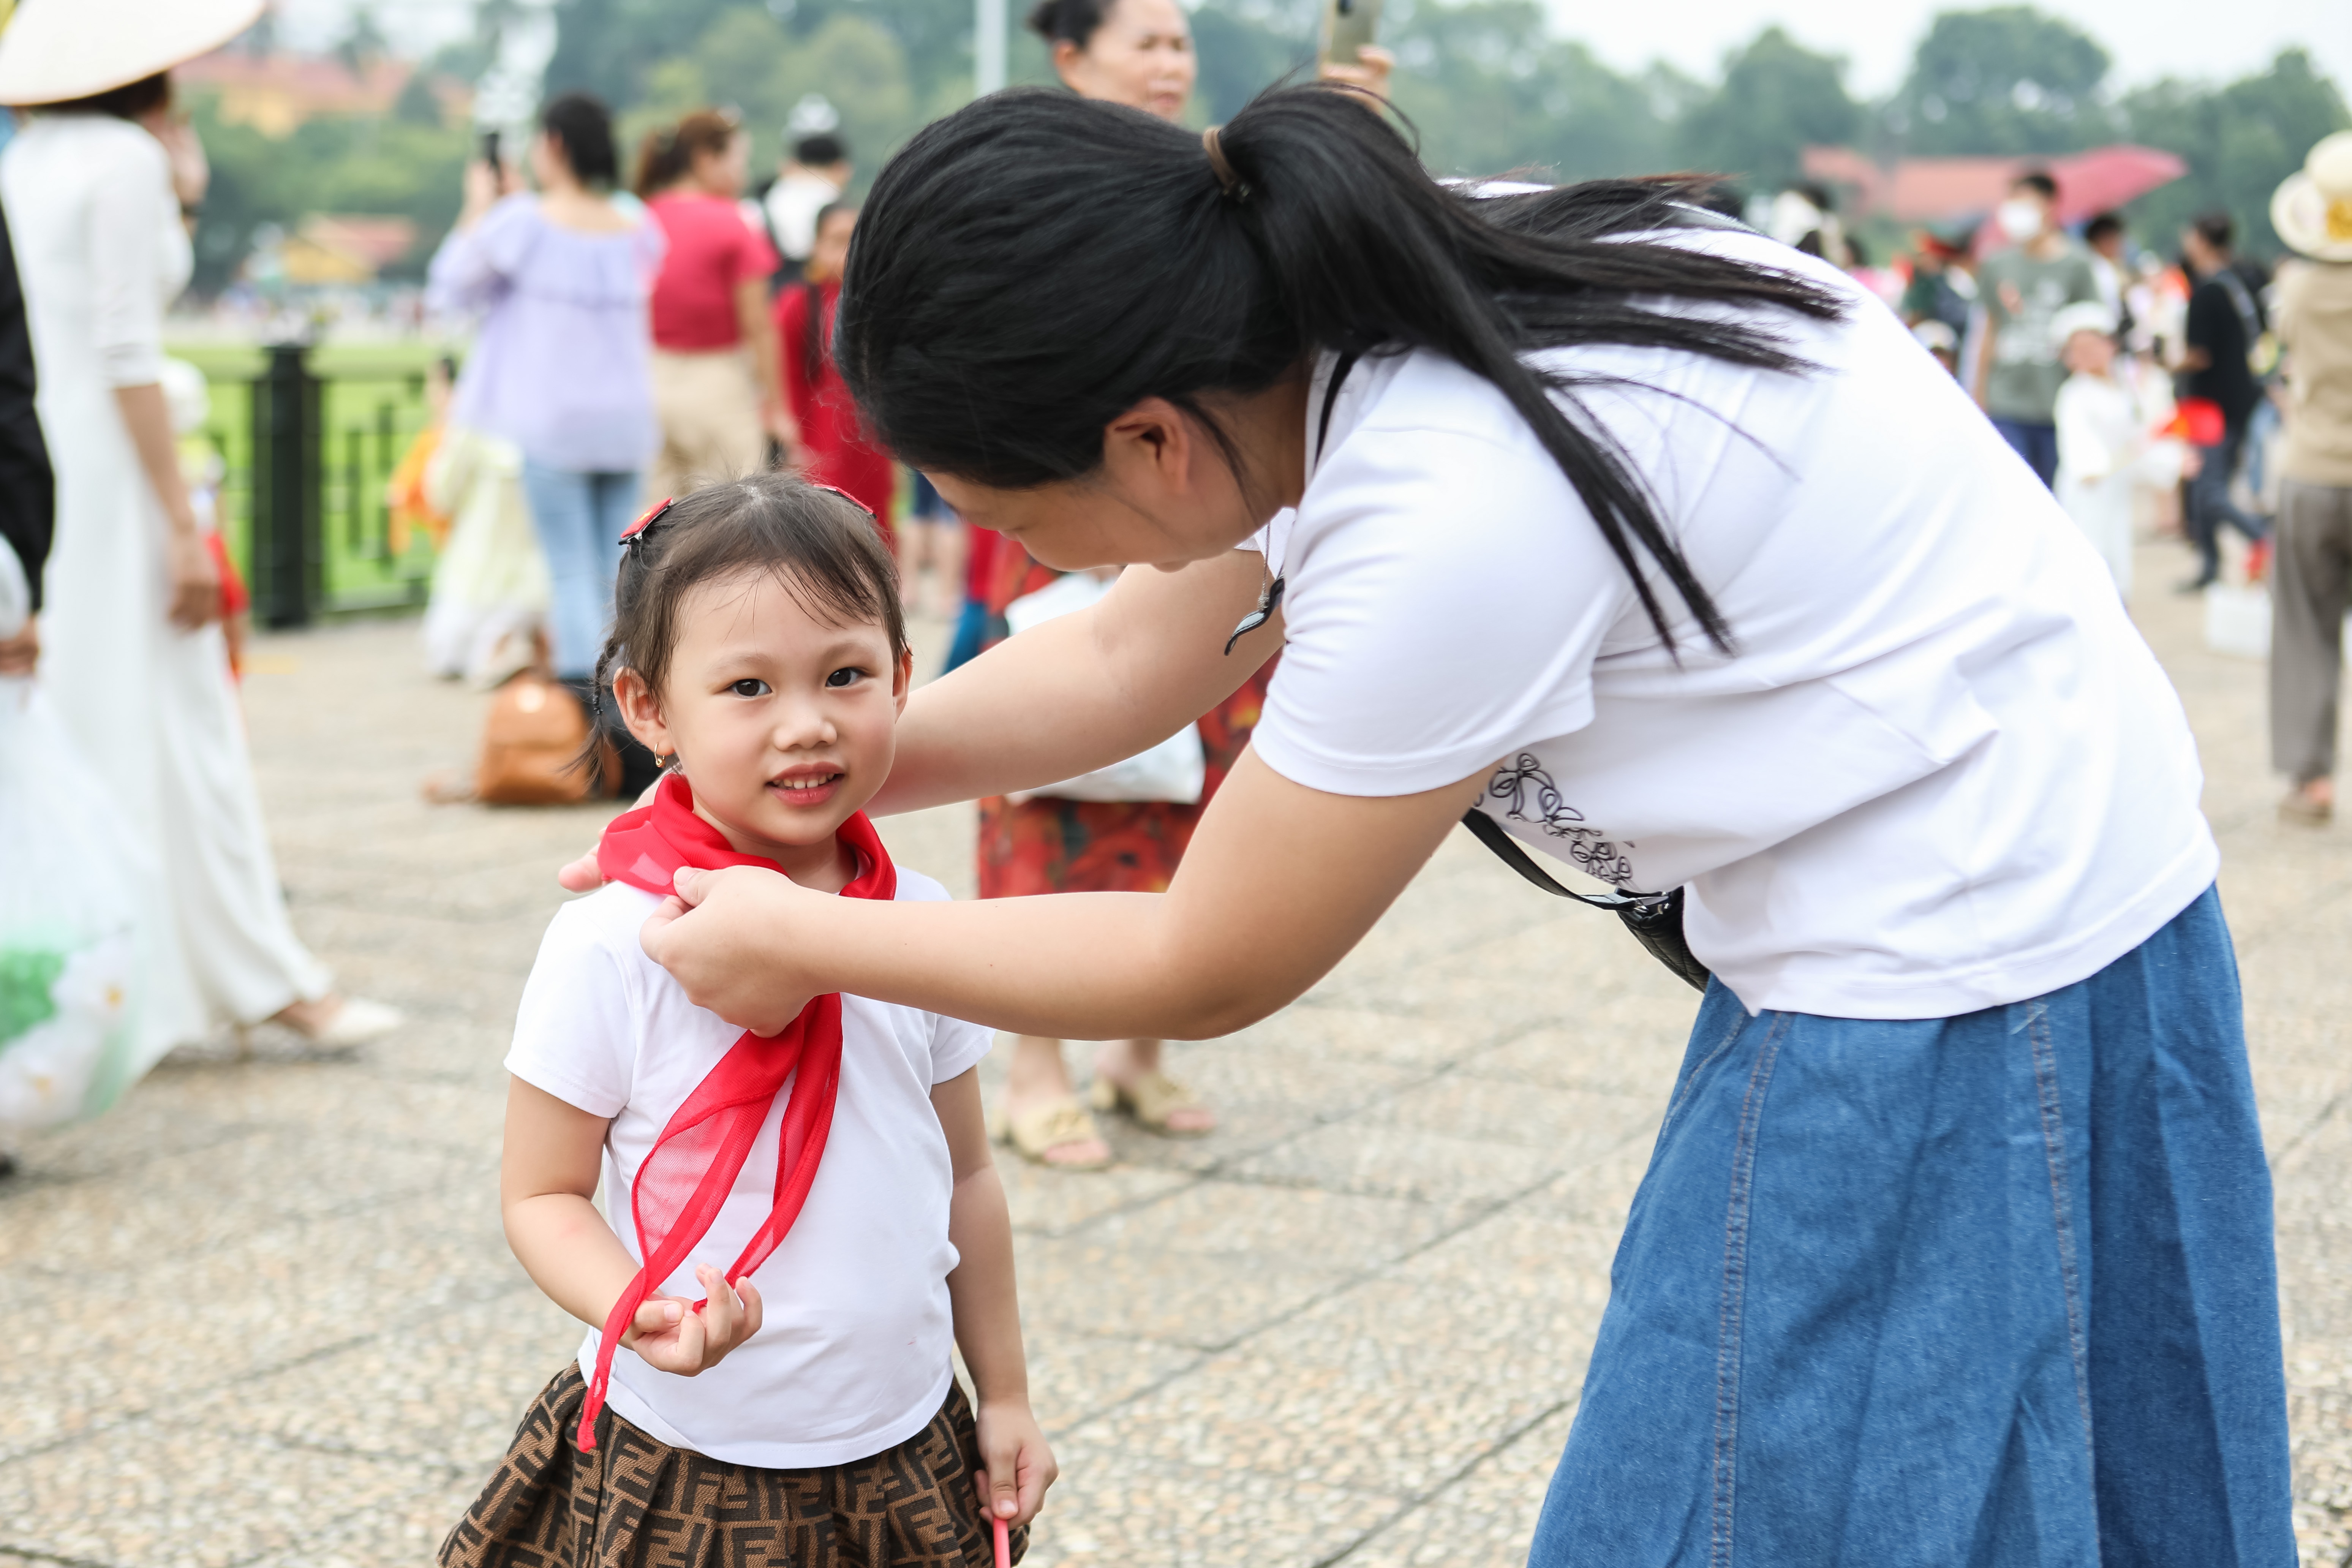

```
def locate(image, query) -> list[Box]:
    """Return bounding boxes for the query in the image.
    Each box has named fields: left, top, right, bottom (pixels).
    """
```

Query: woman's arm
left=424, top=163, right=519, bottom=315
left=114, top=383, right=219, bottom=629
left=932, top=1068, right=1054, bottom=1527
left=868, top=547, right=1279, bottom=815
left=645, top=749, right=1478, bottom=1040
left=735, top=275, right=794, bottom=453
left=501, top=1077, right=763, bottom=1373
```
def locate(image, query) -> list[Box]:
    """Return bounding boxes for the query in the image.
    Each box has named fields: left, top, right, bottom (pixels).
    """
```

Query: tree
left=2121, top=50, right=2350, bottom=257
left=618, top=7, right=923, bottom=183
left=1387, top=1, right=1674, bottom=182
left=1190, top=0, right=1314, bottom=126
left=1675, top=27, right=1861, bottom=193
left=1890, top=6, right=2111, bottom=156
left=544, top=0, right=741, bottom=108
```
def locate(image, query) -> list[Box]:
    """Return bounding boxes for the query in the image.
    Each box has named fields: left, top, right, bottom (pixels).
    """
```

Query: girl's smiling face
left=613, top=568, right=910, bottom=884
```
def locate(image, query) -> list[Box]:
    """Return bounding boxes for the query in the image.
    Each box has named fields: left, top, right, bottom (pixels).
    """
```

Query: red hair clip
left=804, top=481, right=876, bottom=520
left=620, top=498, right=675, bottom=548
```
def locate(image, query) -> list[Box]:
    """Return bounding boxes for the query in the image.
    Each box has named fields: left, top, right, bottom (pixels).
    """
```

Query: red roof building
left=1802, top=144, right=2186, bottom=228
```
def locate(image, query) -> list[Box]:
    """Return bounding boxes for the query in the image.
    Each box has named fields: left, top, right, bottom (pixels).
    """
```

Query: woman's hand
left=639, top=866, right=822, bottom=1035
left=0, top=617, right=36, bottom=676
left=620, top=1263, right=765, bottom=1375
left=458, top=158, right=513, bottom=231
left=1318, top=43, right=1395, bottom=104
left=164, top=526, right=224, bottom=630
left=974, top=1396, right=1056, bottom=1528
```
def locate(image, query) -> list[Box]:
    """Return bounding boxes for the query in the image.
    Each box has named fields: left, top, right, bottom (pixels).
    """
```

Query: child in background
left=778, top=203, right=896, bottom=544
left=441, top=476, right=1051, bottom=1567
left=2054, top=300, right=2188, bottom=599
left=385, top=356, right=455, bottom=556
left=418, top=354, right=552, bottom=689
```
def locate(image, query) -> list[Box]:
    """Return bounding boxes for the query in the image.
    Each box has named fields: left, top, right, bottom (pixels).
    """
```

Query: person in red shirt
left=637, top=110, right=792, bottom=501
left=776, top=203, right=895, bottom=545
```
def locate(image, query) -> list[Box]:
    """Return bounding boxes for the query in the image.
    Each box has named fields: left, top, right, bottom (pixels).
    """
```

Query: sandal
left=1088, top=1070, right=1215, bottom=1138
left=2280, top=790, right=2333, bottom=827
left=988, top=1095, right=1112, bottom=1170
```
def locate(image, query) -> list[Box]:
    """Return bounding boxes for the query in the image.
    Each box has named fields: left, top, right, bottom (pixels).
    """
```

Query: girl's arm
left=931, top=1068, right=1055, bottom=1528
left=501, top=1076, right=763, bottom=1374
left=866, top=547, right=1279, bottom=816
left=643, top=748, right=1479, bottom=1042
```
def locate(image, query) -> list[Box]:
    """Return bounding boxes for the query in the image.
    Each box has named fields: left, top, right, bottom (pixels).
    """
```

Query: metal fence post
left=250, top=341, right=320, bottom=629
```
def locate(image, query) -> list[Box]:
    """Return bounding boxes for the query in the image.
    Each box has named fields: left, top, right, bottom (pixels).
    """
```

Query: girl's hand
left=974, top=1396, right=1056, bottom=1528
left=640, top=866, right=821, bottom=1035
left=620, top=1265, right=765, bottom=1375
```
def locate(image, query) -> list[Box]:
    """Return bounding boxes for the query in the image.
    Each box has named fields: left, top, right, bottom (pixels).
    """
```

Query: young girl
left=778, top=203, right=897, bottom=544
left=442, top=475, right=1052, bottom=1567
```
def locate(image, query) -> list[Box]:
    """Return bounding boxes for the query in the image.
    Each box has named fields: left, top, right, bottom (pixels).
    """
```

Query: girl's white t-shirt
left=504, top=867, right=994, bottom=1467
left=1246, top=227, right=2216, bottom=1021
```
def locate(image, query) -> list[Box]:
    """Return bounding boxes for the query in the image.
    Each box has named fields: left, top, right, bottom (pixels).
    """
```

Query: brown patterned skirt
left=441, top=1365, right=1028, bottom=1568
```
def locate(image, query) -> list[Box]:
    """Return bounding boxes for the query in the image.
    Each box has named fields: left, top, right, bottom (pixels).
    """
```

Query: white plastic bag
left=1002, top=571, right=1206, bottom=805
left=2202, top=582, right=2271, bottom=661
left=0, top=543, right=147, bottom=1136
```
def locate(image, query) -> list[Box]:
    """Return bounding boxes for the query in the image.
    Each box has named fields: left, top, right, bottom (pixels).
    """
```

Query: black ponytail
left=837, top=86, right=1846, bottom=651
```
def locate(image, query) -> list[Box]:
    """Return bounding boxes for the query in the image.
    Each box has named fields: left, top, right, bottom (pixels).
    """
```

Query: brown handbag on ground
left=473, top=670, right=617, bottom=806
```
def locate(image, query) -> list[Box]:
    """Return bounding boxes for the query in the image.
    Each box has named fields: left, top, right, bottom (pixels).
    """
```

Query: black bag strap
left=1316, top=349, right=1361, bottom=463
left=1461, top=810, right=1713, bottom=992
left=1458, top=808, right=1655, bottom=910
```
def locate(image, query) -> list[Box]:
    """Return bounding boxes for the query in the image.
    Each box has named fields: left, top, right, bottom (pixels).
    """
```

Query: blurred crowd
left=1758, top=168, right=2297, bottom=604
left=1749, top=144, right=2352, bottom=828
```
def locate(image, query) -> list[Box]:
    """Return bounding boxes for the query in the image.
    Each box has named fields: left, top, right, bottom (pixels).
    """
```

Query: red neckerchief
left=575, top=773, right=896, bottom=1451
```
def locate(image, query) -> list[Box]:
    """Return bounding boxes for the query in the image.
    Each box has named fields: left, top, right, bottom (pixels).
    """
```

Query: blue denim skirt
left=1530, top=886, right=2294, bottom=1567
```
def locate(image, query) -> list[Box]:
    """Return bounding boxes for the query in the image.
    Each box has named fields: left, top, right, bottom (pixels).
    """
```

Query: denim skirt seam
left=2023, top=996, right=2096, bottom=1449
left=1712, top=1009, right=1792, bottom=1568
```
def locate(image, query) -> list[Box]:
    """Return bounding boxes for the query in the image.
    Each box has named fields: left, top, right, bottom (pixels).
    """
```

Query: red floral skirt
left=975, top=548, right=1274, bottom=899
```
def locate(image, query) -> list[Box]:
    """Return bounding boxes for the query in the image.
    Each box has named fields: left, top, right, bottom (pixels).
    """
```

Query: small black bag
left=1459, top=811, right=1712, bottom=993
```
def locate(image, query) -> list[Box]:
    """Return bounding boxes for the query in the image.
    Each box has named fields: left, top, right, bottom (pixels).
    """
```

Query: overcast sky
left=1559, top=0, right=2349, bottom=97
left=278, top=0, right=2348, bottom=98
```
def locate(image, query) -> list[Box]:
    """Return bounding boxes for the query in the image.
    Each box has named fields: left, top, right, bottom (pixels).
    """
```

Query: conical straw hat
left=0, top=0, right=264, bottom=107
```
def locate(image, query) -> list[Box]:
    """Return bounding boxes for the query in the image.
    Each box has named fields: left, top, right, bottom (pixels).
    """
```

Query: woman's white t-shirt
left=504, top=868, right=994, bottom=1467
left=1246, top=228, right=2216, bottom=1021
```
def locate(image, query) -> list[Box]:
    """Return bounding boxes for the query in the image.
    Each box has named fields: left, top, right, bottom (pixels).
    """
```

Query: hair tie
left=1202, top=125, right=1244, bottom=199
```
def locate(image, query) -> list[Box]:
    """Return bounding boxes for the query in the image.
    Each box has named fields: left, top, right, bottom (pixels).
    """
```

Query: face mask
left=1999, top=199, right=2045, bottom=242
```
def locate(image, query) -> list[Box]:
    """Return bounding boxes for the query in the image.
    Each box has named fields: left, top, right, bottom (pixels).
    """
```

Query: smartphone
left=480, top=128, right=501, bottom=171
left=1319, top=0, right=1381, bottom=66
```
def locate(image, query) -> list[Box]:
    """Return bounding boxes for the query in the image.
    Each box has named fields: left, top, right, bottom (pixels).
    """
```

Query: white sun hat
left=2050, top=301, right=2119, bottom=346
left=0, top=0, right=264, bottom=107
left=2273, top=131, right=2352, bottom=264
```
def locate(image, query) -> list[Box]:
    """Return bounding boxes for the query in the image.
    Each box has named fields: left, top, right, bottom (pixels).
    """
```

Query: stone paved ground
left=2, top=553, right=2349, bottom=1568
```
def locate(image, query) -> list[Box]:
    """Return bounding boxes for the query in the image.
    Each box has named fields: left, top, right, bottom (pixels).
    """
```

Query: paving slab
left=2, top=556, right=2349, bottom=1566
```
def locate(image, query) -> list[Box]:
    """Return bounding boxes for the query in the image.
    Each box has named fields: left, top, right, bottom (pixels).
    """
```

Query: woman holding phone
left=615, top=87, right=2292, bottom=1563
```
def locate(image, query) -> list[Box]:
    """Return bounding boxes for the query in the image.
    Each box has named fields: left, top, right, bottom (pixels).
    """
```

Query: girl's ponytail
left=839, top=85, right=1846, bottom=651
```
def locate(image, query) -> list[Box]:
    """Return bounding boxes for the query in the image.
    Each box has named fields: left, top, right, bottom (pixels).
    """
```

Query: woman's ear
left=1100, top=396, right=1195, bottom=501
left=1051, top=38, right=1086, bottom=90
left=612, top=667, right=675, bottom=759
